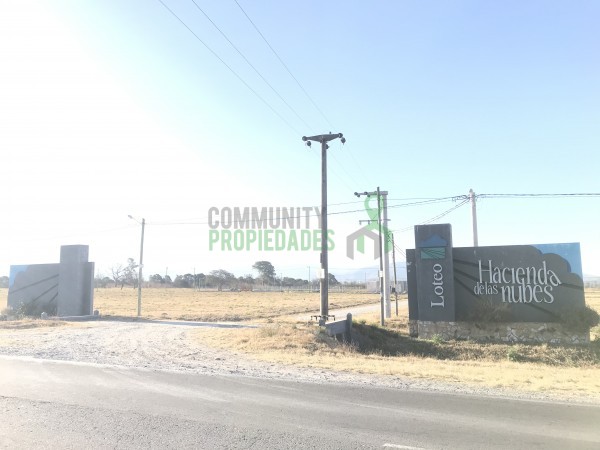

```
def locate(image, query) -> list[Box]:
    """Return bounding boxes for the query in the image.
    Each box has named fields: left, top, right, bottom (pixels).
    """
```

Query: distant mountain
left=336, top=262, right=408, bottom=283
left=338, top=268, right=598, bottom=284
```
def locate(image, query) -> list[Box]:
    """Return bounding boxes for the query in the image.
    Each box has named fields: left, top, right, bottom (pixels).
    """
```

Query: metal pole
left=377, top=187, right=384, bottom=326
left=137, top=218, right=145, bottom=317
left=308, top=266, right=311, bottom=292
left=469, top=188, right=479, bottom=247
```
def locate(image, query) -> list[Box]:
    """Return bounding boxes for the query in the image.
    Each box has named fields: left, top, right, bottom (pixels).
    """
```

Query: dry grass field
left=91, top=288, right=379, bottom=321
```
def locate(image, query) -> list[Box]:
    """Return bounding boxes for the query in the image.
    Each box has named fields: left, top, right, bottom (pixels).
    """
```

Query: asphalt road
left=1, top=356, right=599, bottom=449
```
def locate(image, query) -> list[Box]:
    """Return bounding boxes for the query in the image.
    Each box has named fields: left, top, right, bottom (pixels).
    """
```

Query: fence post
left=345, top=313, right=352, bottom=342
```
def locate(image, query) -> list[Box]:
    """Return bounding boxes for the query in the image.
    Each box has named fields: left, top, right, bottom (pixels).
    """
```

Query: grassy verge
left=196, top=288, right=600, bottom=399
left=196, top=319, right=600, bottom=398
left=0, top=318, right=69, bottom=330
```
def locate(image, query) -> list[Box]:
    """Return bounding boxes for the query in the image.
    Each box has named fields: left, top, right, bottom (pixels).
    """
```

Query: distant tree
left=94, top=275, right=112, bottom=288
left=240, top=274, right=254, bottom=284
left=174, top=273, right=195, bottom=288
left=0, top=275, right=9, bottom=288
left=173, top=275, right=188, bottom=288
left=164, top=275, right=172, bottom=285
left=110, top=264, right=125, bottom=288
left=252, top=261, right=275, bottom=285
left=111, top=259, right=140, bottom=289
left=207, top=269, right=236, bottom=291
left=150, top=274, right=165, bottom=284
left=123, top=258, right=139, bottom=288
left=328, top=273, right=340, bottom=286
left=294, top=278, right=306, bottom=287
left=237, top=274, right=254, bottom=291
left=282, top=277, right=297, bottom=287
left=194, top=273, right=206, bottom=289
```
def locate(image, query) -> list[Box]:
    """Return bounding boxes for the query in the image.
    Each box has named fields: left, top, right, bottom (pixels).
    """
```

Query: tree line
left=94, top=260, right=342, bottom=291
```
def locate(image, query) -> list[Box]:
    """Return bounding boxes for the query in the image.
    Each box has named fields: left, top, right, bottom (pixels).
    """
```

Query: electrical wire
left=146, top=192, right=600, bottom=226
left=189, top=0, right=313, bottom=131
left=394, top=198, right=470, bottom=232
left=232, top=0, right=335, bottom=130
left=479, top=193, right=600, bottom=199
left=156, top=0, right=301, bottom=135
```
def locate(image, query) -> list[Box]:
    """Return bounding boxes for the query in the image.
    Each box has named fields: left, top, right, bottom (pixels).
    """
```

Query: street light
left=128, top=215, right=145, bottom=317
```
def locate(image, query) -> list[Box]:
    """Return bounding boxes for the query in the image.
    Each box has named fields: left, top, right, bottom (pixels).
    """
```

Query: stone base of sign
left=417, top=321, right=589, bottom=345
left=408, top=320, right=419, bottom=338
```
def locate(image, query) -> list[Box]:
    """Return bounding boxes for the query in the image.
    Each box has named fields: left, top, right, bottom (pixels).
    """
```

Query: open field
left=90, top=288, right=379, bottom=321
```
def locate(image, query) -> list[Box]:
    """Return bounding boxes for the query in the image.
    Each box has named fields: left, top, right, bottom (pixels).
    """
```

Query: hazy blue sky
left=1, top=0, right=598, bottom=281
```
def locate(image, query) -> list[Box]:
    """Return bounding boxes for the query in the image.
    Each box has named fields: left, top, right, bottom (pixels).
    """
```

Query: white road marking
left=383, top=444, right=425, bottom=450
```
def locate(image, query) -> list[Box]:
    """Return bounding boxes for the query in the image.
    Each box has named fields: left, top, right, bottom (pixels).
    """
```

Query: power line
left=176, top=1, right=371, bottom=191
left=148, top=192, right=600, bottom=226
left=233, top=1, right=377, bottom=192
left=189, top=0, right=313, bottom=130
left=233, top=0, right=335, bottom=130
left=387, top=196, right=459, bottom=209
left=479, top=193, right=600, bottom=199
left=394, top=198, right=470, bottom=232
left=156, top=0, right=301, bottom=135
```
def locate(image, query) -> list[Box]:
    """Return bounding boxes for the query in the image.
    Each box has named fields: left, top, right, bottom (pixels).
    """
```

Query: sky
left=1, top=0, right=599, bottom=282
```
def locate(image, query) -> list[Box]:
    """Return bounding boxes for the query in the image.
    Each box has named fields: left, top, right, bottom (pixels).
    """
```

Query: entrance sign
left=453, top=243, right=584, bottom=322
left=414, top=224, right=456, bottom=322
left=8, top=245, right=94, bottom=317
left=409, top=225, right=585, bottom=323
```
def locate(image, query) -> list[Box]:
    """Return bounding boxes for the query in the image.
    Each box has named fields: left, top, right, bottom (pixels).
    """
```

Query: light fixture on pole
left=302, top=132, right=345, bottom=322
left=128, top=215, right=145, bottom=317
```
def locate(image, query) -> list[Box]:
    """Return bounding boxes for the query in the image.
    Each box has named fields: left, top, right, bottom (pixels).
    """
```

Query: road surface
left=1, top=356, right=599, bottom=449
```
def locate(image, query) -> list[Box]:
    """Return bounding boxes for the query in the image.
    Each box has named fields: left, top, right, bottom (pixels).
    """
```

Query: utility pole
left=376, top=187, right=384, bottom=325
left=355, top=188, right=391, bottom=322
left=391, top=232, right=399, bottom=316
left=302, top=132, right=345, bottom=322
left=469, top=188, right=479, bottom=247
left=128, top=215, right=145, bottom=317
left=381, top=191, right=391, bottom=318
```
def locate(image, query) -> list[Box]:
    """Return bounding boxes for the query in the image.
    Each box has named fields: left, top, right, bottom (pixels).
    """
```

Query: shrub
left=507, top=347, right=521, bottom=362
left=431, top=334, right=444, bottom=344
left=14, top=300, right=57, bottom=318
left=461, top=299, right=511, bottom=323
left=560, top=306, right=600, bottom=332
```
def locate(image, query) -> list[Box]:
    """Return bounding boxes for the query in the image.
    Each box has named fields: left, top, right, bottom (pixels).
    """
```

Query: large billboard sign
left=409, top=225, right=585, bottom=323
left=453, top=243, right=584, bottom=322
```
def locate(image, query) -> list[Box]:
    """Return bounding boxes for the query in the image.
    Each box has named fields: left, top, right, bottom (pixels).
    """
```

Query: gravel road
left=0, top=318, right=597, bottom=405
